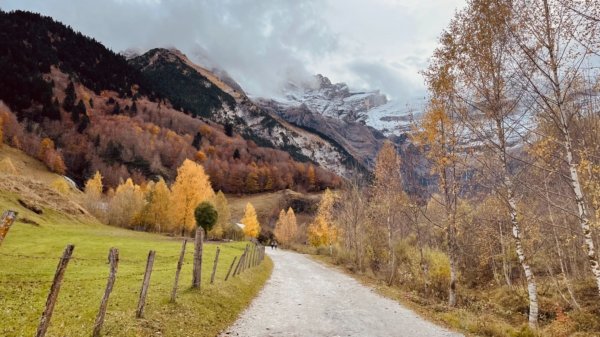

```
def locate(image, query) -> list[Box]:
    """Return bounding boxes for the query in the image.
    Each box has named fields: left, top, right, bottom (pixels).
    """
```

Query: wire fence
left=0, top=224, right=267, bottom=337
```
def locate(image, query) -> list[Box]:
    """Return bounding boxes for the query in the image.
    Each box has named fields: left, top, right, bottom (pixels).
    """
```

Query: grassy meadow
left=0, top=191, right=272, bottom=337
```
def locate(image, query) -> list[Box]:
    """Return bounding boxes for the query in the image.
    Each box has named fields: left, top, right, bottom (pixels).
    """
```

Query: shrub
left=426, top=249, right=451, bottom=298
left=194, top=201, right=218, bottom=233
left=51, top=178, right=70, bottom=194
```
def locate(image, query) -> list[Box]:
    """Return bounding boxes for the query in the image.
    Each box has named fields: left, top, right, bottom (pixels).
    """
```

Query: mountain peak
left=280, top=74, right=387, bottom=123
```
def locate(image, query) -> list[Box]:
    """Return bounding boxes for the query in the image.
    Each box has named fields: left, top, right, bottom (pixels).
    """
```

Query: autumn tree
left=336, top=172, right=370, bottom=272
left=274, top=207, right=298, bottom=247
left=372, top=141, right=405, bottom=284
left=107, top=178, right=145, bottom=227
left=512, top=0, right=600, bottom=298
left=307, top=188, right=338, bottom=255
left=429, top=0, right=539, bottom=322
left=38, top=138, right=66, bottom=175
left=170, top=159, right=215, bottom=235
left=142, top=177, right=171, bottom=232
left=241, top=202, right=260, bottom=238
left=51, top=178, right=70, bottom=195
left=245, top=169, right=259, bottom=193
left=210, top=191, right=230, bottom=239
left=84, top=171, right=104, bottom=219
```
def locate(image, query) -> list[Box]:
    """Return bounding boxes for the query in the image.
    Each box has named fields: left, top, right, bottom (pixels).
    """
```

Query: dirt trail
left=220, top=249, right=463, bottom=337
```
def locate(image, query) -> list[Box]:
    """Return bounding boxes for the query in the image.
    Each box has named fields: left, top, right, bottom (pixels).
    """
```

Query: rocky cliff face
left=282, top=74, right=388, bottom=122
left=255, top=97, right=386, bottom=171
left=277, top=74, right=421, bottom=138
left=257, top=74, right=405, bottom=171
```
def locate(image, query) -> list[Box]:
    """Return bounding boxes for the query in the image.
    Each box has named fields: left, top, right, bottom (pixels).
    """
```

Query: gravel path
left=220, top=249, right=463, bottom=337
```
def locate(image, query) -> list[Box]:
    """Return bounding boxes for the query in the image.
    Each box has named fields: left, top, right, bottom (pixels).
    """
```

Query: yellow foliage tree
left=246, top=170, right=259, bottom=193
left=107, top=178, right=145, bottom=227
left=241, top=202, right=260, bottom=238
left=170, top=159, right=215, bottom=235
left=210, top=190, right=230, bottom=239
left=51, top=178, right=70, bottom=195
left=83, top=171, right=104, bottom=218
left=274, top=207, right=298, bottom=247
left=144, top=177, right=171, bottom=232
left=307, top=189, right=338, bottom=253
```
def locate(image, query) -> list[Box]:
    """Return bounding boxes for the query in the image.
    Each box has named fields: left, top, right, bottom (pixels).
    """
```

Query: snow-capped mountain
left=277, top=74, right=536, bottom=150
left=278, top=74, right=424, bottom=137
left=281, top=74, right=388, bottom=123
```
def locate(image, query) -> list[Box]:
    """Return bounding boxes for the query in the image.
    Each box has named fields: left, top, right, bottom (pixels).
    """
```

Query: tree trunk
left=546, top=185, right=581, bottom=309
left=562, top=128, right=600, bottom=296
left=447, top=222, right=458, bottom=307
left=493, top=115, right=537, bottom=326
left=416, top=223, right=430, bottom=295
left=386, top=209, right=395, bottom=284
left=507, top=181, right=538, bottom=327
left=498, top=221, right=512, bottom=288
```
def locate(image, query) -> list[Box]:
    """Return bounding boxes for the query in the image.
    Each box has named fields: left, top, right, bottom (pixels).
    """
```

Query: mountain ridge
left=0, top=10, right=341, bottom=193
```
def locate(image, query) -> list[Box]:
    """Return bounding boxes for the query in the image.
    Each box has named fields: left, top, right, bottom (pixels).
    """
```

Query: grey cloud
left=1, top=0, right=462, bottom=102
left=2, top=0, right=338, bottom=97
left=347, top=60, right=422, bottom=100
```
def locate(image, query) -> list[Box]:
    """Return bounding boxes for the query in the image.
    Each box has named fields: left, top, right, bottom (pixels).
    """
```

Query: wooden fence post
left=92, top=248, right=119, bottom=337
left=224, top=256, right=237, bottom=281
left=253, top=246, right=257, bottom=267
left=192, top=228, right=204, bottom=289
left=210, top=246, right=220, bottom=284
left=248, top=245, right=255, bottom=269
left=136, top=250, right=155, bottom=319
left=0, top=210, right=18, bottom=246
left=170, top=239, right=187, bottom=302
left=241, top=245, right=249, bottom=273
left=35, top=244, right=74, bottom=337
left=233, top=252, right=245, bottom=277
left=258, top=246, right=262, bottom=264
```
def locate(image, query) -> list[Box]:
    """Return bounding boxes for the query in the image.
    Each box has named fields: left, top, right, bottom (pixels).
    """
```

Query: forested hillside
left=0, top=10, right=341, bottom=193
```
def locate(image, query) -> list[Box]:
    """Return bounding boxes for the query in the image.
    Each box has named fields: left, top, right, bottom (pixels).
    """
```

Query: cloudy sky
left=1, top=0, right=465, bottom=101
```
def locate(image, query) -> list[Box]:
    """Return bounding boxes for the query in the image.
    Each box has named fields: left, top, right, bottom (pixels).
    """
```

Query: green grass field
left=0, top=192, right=272, bottom=337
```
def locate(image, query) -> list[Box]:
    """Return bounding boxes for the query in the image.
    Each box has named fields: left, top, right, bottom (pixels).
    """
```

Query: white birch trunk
left=562, top=129, right=600, bottom=296
left=498, top=221, right=512, bottom=288
left=506, top=176, right=538, bottom=327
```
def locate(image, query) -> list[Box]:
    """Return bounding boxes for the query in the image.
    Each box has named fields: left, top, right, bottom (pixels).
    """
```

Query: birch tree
left=512, top=0, right=600, bottom=296
left=372, top=141, right=404, bottom=284
left=413, top=94, right=463, bottom=307
left=436, top=0, right=540, bottom=325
